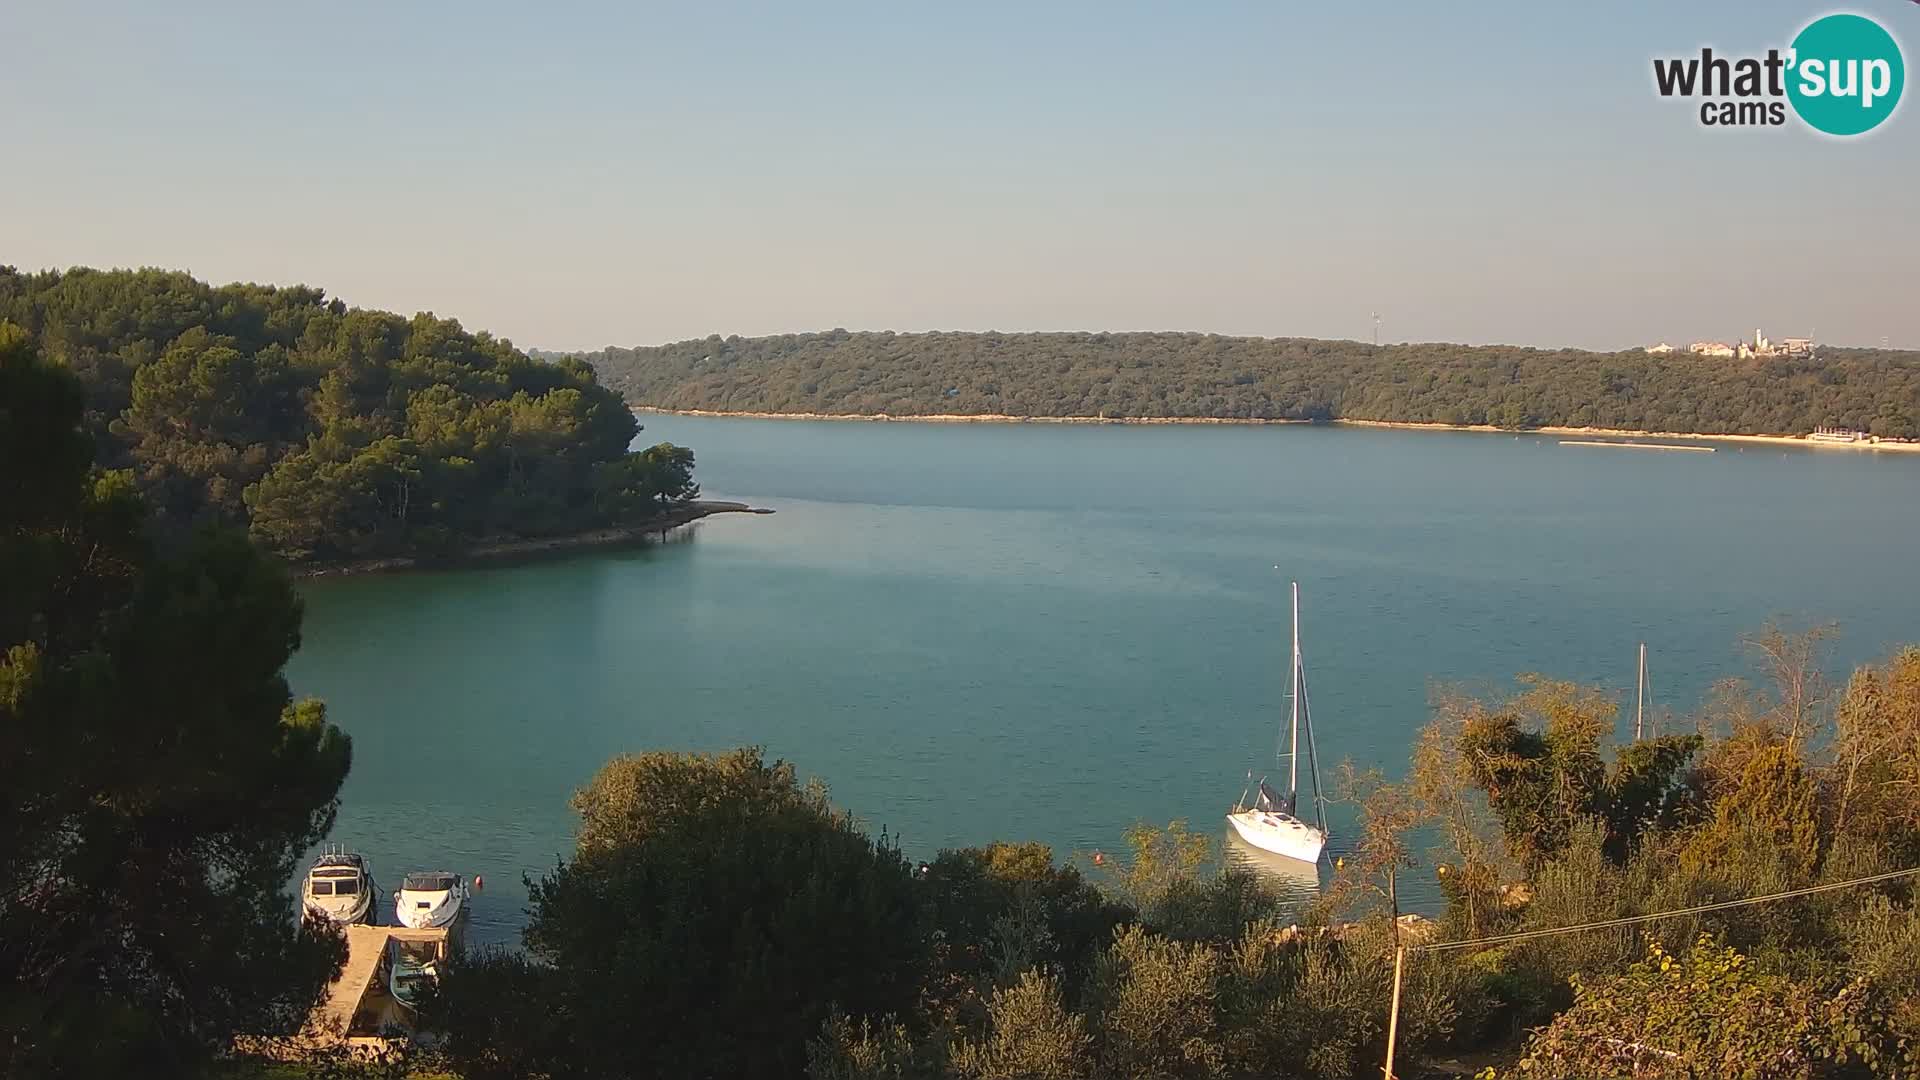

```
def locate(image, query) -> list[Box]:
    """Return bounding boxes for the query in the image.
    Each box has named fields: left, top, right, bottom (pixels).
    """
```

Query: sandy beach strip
left=631, top=407, right=1920, bottom=453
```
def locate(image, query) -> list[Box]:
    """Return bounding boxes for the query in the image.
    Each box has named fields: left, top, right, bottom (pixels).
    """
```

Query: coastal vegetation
left=578, top=330, right=1920, bottom=439
left=0, top=327, right=353, bottom=1076
left=0, top=266, right=699, bottom=565
left=12, top=279, right=1920, bottom=1077
left=419, top=630, right=1920, bottom=1080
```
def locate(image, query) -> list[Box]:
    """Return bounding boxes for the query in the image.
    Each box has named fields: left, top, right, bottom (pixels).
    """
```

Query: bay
left=290, top=418, right=1920, bottom=943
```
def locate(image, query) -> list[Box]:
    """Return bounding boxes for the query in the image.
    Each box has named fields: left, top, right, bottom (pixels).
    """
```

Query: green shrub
left=1512, top=936, right=1901, bottom=1079
left=950, top=970, right=1092, bottom=1080
left=444, top=749, right=927, bottom=1080
left=1086, top=926, right=1225, bottom=1079
left=427, top=947, right=568, bottom=1080
left=806, top=1012, right=931, bottom=1080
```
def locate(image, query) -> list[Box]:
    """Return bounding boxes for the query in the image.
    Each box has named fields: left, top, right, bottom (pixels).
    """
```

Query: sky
left=3, top=1, right=1916, bottom=352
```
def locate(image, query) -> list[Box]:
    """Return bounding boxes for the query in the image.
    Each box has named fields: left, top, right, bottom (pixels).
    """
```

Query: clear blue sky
left=4, top=1, right=1915, bottom=350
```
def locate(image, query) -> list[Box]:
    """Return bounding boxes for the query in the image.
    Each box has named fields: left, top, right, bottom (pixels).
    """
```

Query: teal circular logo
left=1787, top=14, right=1904, bottom=136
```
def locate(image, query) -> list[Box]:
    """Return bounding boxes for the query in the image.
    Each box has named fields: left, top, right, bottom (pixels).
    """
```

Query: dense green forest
left=0, top=266, right=697, bottom=564
left=579, top=331, right=1920, bottom=438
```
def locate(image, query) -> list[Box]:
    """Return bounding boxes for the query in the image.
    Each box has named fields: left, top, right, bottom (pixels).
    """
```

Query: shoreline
left=632, top=406, right=1920, bottom=453
left=289, top=501, right=772, bottom=579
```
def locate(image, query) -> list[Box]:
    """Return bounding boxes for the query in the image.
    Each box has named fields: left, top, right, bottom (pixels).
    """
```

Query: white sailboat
left=1226, top=581, right=1329, bottom=865
left=1221, top=828, right=1324, bottom=894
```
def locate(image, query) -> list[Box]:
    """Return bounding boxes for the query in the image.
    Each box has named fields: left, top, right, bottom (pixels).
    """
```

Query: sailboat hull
left=1226, top=810, right=1327, bottom=866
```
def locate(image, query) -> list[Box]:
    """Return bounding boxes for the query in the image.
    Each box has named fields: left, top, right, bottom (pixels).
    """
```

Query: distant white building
left=1810, top=426, right=1869, bottom=443
left=1741, top=328, right=1816, bottom=359
left=1666, top=329, right=1813, bottom=360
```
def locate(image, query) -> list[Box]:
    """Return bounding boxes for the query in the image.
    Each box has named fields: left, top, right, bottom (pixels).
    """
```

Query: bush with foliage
left=947, top=970, right=1092, bottom=1080
left=0, top=326, right=352, bottom=1076
left=436, top=748, right=927, bottom=1080
left=1510, top=935, right=1903, bottom=1079
left=920, top=839, right=1131, bottom=1022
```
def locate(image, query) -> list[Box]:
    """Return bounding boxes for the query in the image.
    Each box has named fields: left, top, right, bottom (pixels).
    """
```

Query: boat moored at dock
left=301, top=847, right=377, bottom=926
left=394, top=871, right=469, bottom=929
left=388, top=933, right=450, bottom=1009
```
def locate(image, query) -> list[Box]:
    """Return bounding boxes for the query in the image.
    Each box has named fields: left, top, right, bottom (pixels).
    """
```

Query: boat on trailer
left=394, top=871, right=469, bottom=929
left=1226, top=580, right=1329, bottom=866
left=301, top=846, right=377, bottom=926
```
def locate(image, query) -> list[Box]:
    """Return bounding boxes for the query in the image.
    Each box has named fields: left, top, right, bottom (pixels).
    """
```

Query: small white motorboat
left=394, top=871, right=469, bottom=929
left=1226, top=581, right=1330, bottom=866
left=388, top=936, right=447, bottom=1009
left=301, top=846, right=376, bottom=926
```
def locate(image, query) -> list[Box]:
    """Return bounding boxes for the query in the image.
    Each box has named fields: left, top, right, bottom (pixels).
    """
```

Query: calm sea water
left=290, top=419, right=1920, bottom=942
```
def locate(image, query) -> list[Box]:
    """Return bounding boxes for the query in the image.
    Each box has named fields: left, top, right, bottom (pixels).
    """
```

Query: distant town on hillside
left=1645, top=328, right=1815, bottom=360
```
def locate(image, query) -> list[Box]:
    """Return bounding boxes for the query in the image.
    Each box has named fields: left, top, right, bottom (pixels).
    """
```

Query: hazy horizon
left=5, top=1, right=1916, bottom=352
left=3, top=262, right=1912, bottom=355
left=539, top=325, right=1909, bottom=355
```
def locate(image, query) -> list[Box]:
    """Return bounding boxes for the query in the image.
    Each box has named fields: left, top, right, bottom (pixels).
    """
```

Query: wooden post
left=1383, top=854, right=1404, bottom=1077
left=1383, top=944, right=1405, bottom=1080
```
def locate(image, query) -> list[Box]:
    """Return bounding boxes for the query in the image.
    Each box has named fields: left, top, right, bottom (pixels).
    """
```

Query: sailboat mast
left=1635, top=642, right=1647, bottom=741
left=1288, top=581, right=1301, bottom=804
left=1302, top=670, right=1327, bottom=833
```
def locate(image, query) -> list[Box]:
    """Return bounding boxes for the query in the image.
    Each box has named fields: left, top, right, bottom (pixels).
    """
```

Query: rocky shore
left=289, top=501, right=771, bottom=579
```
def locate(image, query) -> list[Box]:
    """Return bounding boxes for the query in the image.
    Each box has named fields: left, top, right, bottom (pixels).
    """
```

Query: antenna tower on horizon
left=1371, top=312, right=1381, bottom=347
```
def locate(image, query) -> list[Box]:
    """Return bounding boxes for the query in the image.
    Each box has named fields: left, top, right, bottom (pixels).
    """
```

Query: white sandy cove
left=633, top=407, right=1920, bottom=454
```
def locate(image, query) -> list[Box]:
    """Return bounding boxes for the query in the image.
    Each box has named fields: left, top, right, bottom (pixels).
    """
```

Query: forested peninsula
left=578, top=331, right=1920, bottom=439
left=0, top=267, right=703, bottom=566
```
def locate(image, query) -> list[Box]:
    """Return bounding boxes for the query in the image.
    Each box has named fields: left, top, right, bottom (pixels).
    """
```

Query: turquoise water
left=290, top=418, right=1920, bottom=942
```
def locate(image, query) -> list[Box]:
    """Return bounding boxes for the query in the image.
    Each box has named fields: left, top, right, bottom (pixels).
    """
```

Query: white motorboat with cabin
left=301, top=846, right=377, bottom=926
left=394, top=871, right=469, bottom=929
left=1227, top=581, right=1329, bottom=865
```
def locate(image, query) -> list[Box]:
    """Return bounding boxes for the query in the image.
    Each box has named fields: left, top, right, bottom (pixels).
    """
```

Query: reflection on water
left=1221, top=829, right=1324, bottom=907
left=294, top=417, right=1920, bottom=944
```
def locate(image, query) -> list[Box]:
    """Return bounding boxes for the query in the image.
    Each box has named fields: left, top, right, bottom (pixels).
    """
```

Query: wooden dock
left=307, top=914, right=453, bottom=1045
left=314, top=925, right=396, bottom=1036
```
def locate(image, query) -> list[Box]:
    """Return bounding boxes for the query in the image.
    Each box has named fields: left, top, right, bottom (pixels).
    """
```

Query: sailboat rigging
left=1227, top=581, right=1329, bottom=865
left=1635, top=642, right=1650, bottom=740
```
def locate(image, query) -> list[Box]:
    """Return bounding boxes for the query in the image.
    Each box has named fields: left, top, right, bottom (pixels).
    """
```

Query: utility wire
left=1412, top=866, right=1920, bottom=955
